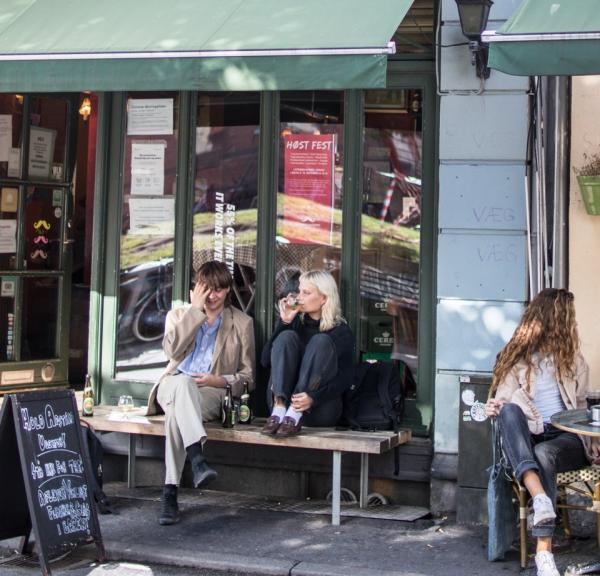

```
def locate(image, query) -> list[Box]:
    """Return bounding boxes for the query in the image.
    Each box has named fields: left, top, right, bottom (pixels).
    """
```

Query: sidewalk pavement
left=2, top=482, right=600, bottom=576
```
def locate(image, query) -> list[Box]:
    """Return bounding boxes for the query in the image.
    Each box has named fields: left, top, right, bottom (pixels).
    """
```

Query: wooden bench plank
left=84, top=405, right=410, bottom=454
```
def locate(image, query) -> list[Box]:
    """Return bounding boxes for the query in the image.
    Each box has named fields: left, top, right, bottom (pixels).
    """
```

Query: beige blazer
left=146, top=304, right=255, bottom=416
left=494, top=353, right=595, bottom=459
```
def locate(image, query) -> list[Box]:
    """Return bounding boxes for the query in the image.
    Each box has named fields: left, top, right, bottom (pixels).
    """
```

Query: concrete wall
left=433, top=0, right=530, bottom=513
left=570, top=76, right=600, bottom=387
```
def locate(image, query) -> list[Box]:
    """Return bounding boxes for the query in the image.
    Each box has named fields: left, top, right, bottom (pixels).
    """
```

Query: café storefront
left=0, top=0, right=436, bottom=437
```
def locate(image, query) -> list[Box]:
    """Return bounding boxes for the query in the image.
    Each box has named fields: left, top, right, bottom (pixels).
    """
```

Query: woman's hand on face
left=190, top=283, right=210, bottom=311
left=278, top=297, right=299, bottom=324
left=485, top=398, right=505, bottom=419
left=291, top=392, right=313, bottom=412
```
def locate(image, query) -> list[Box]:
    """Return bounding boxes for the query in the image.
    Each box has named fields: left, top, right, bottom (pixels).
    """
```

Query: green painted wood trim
left=255, top=92, right=279, bottom=349
left=87, top=93, right=111, bottom=396
left=341, top=90, right=364, bottom=349
left=98, top=92, right=126, bottom=403
left=173, top=91, right=196, bottom=306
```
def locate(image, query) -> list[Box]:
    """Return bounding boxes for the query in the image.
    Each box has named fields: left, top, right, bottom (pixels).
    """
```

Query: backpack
left=80, top=423, right=114, bottom=514
left=340, top=360, right=406, bottom=432
left=339, top=360, right=411, bottom=475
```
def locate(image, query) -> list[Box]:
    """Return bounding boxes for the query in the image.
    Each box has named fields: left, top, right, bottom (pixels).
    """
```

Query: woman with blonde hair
left=485, top=288, right=599, bottom=576
left=261, top=269, right=354, bottom=437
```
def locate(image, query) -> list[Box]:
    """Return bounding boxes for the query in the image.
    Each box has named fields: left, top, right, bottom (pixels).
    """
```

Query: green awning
left=483, top=0, right=600, bottom=76
left=0, top=0, right=414, bottom=92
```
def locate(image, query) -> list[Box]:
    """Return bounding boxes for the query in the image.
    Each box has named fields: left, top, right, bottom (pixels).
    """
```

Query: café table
left=551, top=409, right=600, bottom=576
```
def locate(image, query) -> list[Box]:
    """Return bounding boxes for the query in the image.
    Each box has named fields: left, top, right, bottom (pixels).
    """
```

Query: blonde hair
left=299, top=270, right=344, bottom=332
left=490, top=288, right=579, bottom=396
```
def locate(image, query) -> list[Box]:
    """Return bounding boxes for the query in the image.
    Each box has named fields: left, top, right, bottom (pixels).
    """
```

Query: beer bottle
left=221, top=384, right=234, bottom=428
left=82, top=374, right=94, bottom=417
left=238, top=382, right=252, bottom=424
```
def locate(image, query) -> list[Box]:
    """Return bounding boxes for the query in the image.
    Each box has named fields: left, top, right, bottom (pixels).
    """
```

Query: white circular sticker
left=54, top=207, right=62, bottom=218
left=470, top=401, right=487, bottom=422
left=461, top=388, right=476, bottom=407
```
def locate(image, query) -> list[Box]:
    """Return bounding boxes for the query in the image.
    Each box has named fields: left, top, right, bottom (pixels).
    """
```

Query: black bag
left=80, top=424, right=115, bottom=514
left=340, top=360, right=406, bottom=432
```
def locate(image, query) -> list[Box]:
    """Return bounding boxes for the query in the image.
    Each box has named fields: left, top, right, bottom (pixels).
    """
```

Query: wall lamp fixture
left=455, top=0, right=493, bottom=79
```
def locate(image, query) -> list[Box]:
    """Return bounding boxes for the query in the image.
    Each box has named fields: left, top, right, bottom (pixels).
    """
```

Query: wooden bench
left=83, top=404, right=411, bottom=525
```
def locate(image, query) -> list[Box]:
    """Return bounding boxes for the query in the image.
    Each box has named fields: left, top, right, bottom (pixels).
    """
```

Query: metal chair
left=513, top=466, right=600, bottom=569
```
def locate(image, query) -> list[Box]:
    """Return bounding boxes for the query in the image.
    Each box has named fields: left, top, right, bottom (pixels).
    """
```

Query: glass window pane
left=0, top=278, right=16, bottom=361
left=0, top=94, right=24, bottom=180
left=24, top=187, right=64, bottom=271
left=193, top=92, right=260, bottom=316
left=276, top=91, right=344, bottom=298
left=0, top=188, right=19, bottom=270
left=116, top=92, right=178, bottom=380
left=21, top=277, right=59, bottom=360
left=392, top=0, right=435, bottom=55
left=360, top=89, right=422, bottom=390
left=27, top=97, right=68, bottom=182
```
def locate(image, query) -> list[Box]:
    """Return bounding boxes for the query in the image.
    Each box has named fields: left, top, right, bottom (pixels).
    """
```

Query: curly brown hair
left=490, top=288, right=579, bottom=396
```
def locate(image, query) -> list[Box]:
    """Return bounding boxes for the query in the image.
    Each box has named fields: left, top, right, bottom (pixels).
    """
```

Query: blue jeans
left=498, top=403, right=587, bottom=538
left=267, top=330, right=341, bottom=427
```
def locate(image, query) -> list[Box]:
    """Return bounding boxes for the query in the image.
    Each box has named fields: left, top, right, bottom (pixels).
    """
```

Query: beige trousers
left=156, top=373, right=224, bottom=485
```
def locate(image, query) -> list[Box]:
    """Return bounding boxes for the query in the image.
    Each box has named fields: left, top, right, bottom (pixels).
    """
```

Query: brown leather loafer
left=261, top=415, right=282, bottom=435
left=275, top=416, right=302, bottom=438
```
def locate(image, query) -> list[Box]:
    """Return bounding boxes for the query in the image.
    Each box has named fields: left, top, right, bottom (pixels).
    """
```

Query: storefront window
left=276, top=91, right=344, bottom=297
left=0, top=94, right=23, bottom=180
left=21, top=277, right=59, bottom=360
left=360, top=89, right=422, bottom=391
left=193, top=92, right=260, bottom=315
left=116, top=93, right=178, bottom=380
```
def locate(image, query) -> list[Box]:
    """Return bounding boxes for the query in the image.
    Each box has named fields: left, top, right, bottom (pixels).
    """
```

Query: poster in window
left=130, top=142, right=165, bottom=196
left=283, top=134, right=335, bottom=245
left=28, top=127, right=56, bottom=180
left=0, top=115, right=11, bottom=162
left=127, top=99, right=173, bottom=136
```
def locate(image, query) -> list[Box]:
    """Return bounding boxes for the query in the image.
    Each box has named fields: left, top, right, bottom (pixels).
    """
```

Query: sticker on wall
left=1, top=187, right=18, bottom=212
left=54, top=207, right=62, bottom=219
left=52, top=189, right=62, bottom=206
left=462, top=410, right=472, bottom=422
left=33, top=219, right=51, bottom=231
left=470, top=401, right=487, bottom=422
left=1, top=277, right=15, bottom=297
left=41, top=362, right=56, bottom=382
left=461, top=388, right=476, bottom=407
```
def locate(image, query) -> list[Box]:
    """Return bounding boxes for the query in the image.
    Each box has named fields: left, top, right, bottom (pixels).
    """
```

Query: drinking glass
left=586, top=390, right=600, bottom=411
left=285, top=292, right=299, bottom=310
left=117, top=395, right=134, bottom=417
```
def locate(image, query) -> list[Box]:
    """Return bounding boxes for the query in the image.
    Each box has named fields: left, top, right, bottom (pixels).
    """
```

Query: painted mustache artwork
left=30, top=249, right=48, bottom=260
left=33, top=219, right=51, bottom=231
left=33, top=235, right=49, bottom=245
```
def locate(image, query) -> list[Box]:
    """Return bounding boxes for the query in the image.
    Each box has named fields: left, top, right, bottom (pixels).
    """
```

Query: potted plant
left=574, top=152, right=600, bottom=215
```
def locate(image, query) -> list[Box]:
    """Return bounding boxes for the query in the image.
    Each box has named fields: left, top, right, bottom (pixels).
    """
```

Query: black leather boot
left=158, top=485, right=179, bottom=525
left=186, top=441, right=218, bottom=488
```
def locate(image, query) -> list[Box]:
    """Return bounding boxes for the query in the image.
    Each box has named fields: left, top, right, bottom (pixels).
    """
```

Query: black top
left=261, top=314, right=355, bottom=404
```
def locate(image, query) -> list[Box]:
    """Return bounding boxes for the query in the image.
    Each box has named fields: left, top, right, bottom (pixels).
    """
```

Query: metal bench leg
left=359, top=453, right=369, bottom=509
left=332, top=451, right=342, bottom=526
left=127, top=433, right=137, bottom=488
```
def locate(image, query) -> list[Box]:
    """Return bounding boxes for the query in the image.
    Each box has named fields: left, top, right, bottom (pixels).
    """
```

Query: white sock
left=284, top=406, right=303, bottom=424
left=271, top=405, right=286, bottom=420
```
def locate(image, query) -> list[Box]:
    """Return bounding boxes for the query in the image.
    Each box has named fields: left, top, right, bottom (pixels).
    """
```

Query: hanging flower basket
left=577, top=176, right=600, bottom=216
left=574, top=153, right=600, bottom=216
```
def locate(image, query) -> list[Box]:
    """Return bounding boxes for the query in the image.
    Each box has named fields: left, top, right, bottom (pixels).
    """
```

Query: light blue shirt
left=532, top=355, right=566, bottom=424
left=178, top=313, right=222, bottom=376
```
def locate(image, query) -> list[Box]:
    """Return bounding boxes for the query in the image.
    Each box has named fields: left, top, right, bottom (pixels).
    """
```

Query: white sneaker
left=535, top=551, right=560, bottom=576
left=533, top=494, right=556, bottom=526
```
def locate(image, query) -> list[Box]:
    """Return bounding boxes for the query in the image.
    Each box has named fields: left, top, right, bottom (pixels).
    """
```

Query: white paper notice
left=0, top=115, right=11, bottom=162
left=28, top=127, right=56, bottom=179
left=7, top=148, right=20, bottom=177
left=131, top=142, right=165, bottom=195
left=0, top=220, right=17, bottom=253
left=129, top=197, right=174, bottom=235
left=127, top=99, right=173, bottom=135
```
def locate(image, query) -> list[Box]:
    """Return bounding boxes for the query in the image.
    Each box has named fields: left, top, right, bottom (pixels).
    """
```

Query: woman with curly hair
left=485, top=288, right=599, bottom=576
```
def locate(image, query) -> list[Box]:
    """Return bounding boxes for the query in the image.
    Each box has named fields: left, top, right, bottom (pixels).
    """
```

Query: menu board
left=0, top=390, right=104, bottom=575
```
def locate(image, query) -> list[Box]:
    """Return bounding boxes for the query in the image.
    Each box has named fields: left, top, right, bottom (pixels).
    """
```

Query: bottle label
left=239, top=405, right=250, bottom=423
left=82, top=397, right=94, bottom=416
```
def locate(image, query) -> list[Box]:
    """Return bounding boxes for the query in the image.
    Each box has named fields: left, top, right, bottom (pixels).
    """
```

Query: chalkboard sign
left=0, top=389, right=104, bottom=575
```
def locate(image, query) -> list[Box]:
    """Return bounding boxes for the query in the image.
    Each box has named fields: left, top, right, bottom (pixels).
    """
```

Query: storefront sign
left=0, top=390, right=104, bottom=575
left=127, top=99, right=173, bottom=136
left=0, top=219, right=16, bottom=253
left=128, top=197, right=174, bottom=235
left=283, top=133, right=336, bottom=245
left=0, top=114, right=11, bottom=162
left=131, top=142, right=165, bottom=195
left=1, top=369, right=34, bottom=386
left=28, top=127, right=56, bottom=180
